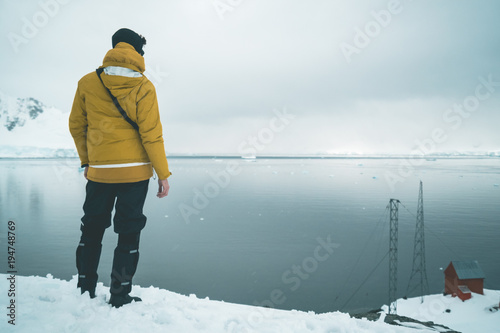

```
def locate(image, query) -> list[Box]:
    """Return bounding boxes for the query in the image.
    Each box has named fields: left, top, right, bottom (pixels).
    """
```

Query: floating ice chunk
left=329, top=174, right=335, bottom=178
left=200, top=217, right=204, bottom=221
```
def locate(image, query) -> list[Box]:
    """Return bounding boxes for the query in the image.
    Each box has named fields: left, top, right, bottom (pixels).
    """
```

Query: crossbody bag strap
left=96, top=67, right=139, bottom=131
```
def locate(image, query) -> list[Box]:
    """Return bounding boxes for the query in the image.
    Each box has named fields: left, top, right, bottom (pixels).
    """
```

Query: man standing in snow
left=69, top=28, right=171, bottom=308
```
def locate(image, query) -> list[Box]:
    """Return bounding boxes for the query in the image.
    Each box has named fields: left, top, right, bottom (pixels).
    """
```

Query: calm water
left=0, top=157, right=499, bottom=314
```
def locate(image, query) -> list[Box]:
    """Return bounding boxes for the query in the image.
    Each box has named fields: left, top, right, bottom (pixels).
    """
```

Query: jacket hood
left=102, top=42, right=145, bottom=73
left=100, top=42, right=146, bottom=98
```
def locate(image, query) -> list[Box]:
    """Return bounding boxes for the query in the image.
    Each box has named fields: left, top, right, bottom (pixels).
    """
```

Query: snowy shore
left=1, top=274, right=499, bottom=332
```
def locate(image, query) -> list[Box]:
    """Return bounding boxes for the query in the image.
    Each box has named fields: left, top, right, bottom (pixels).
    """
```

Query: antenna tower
left=406, top=181, right=430, bottom=303
left=389, top=198, right=400, bottom=314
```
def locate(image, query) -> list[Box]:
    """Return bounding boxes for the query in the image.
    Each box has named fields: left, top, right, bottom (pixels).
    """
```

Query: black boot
left=110, top=232, right=140, bottom=297
left=109, top=294, right=142, bottom=308
left=76, top=225, right=105, bottom=299
left=76, top=241, right=102, bottom=299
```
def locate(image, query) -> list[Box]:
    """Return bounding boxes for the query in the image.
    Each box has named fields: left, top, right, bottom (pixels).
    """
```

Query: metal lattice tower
left=389, top=199, right=400, bottom=314
left=406, top=181, right=430, bottom=303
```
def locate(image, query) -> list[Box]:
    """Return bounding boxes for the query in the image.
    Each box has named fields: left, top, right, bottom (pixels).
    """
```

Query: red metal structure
left=444, top=261, right=485, bottom=301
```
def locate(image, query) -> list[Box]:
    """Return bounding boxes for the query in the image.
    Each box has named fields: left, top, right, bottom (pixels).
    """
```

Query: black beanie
left=112, top=28, right=146, bottom=56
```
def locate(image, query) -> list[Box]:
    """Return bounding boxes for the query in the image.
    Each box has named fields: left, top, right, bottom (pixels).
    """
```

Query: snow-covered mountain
left=0, top=92, right=76, bottom=157
left=0, top=93, right=44, bottom=131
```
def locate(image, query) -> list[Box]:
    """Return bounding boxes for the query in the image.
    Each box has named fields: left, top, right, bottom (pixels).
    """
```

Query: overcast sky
left=1, top=0, right=499, bottom=155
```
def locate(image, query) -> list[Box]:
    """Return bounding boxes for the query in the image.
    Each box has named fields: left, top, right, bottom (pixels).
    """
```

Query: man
left=69, top=28, right=171, bottom=308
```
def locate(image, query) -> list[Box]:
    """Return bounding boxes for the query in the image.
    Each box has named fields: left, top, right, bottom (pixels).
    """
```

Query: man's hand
left=157, top=178, right=170, bottom=198
left=84, top=166, right=89, bottom=180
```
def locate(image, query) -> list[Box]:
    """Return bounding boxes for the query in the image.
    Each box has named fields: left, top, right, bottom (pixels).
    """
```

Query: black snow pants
left=76, top=179, right=149, bottom=296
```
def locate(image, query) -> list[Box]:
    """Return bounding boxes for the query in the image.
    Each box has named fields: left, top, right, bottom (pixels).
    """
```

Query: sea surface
left=0, top=157, right=499, bottom=314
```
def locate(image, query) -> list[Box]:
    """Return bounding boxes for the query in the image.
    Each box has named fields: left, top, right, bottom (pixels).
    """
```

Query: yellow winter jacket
left=69, top=42, right=171, bottom=183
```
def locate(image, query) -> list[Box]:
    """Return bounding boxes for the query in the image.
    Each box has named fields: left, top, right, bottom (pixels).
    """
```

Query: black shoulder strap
left=96, top=68, right=139, bottom=131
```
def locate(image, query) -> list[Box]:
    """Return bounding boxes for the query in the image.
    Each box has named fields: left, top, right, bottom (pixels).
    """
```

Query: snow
left=1, top=273, right=440, bottom=333
left=0, top=103, right=75, bottom=157
left=393, top=321, right=431, bottom=330
left=394, top=289, right=500, bottom=333
left=0, top=92, right=75, bottom=158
